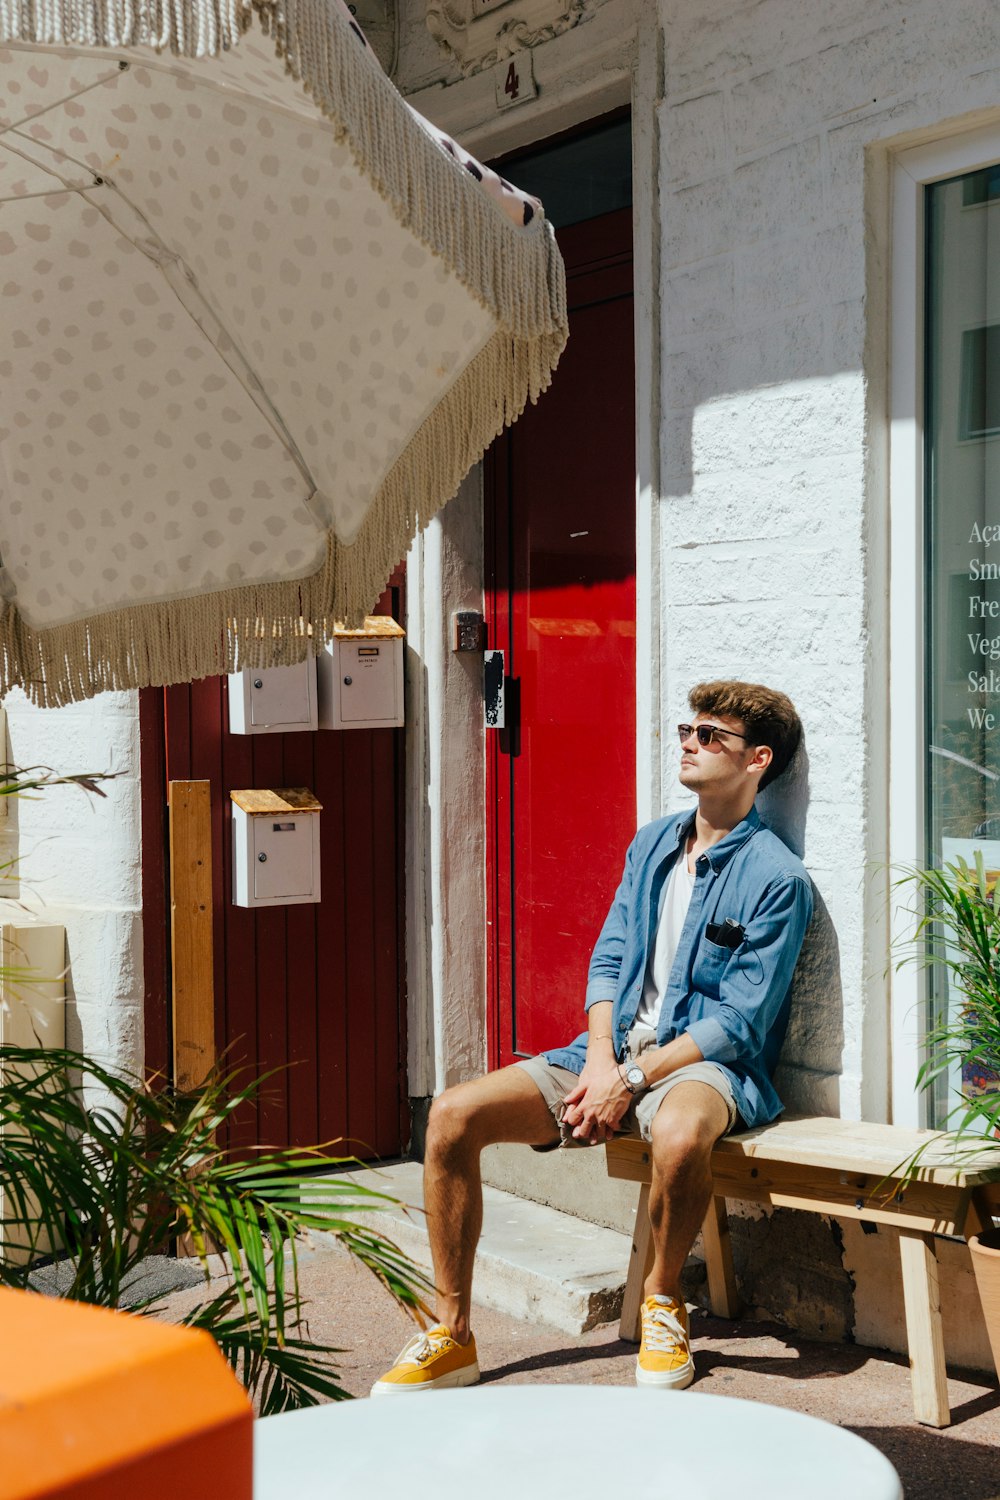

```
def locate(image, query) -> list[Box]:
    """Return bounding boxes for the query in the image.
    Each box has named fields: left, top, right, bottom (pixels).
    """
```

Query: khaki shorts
left=517, top=1024, right=739, bottom=1150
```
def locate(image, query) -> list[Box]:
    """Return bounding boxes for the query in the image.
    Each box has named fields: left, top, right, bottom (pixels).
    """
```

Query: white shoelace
left=397, top=1326, right=452, bottom=1366
left=642, top=1301, right=687, bottom=1354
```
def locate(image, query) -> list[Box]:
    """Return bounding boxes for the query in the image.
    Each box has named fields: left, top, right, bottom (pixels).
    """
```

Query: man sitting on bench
left=372, top=680, right=813, bottom=1396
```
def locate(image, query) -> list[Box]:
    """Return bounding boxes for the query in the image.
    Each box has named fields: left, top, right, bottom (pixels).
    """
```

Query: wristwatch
left=620, top=1061, right=647, bottom=1095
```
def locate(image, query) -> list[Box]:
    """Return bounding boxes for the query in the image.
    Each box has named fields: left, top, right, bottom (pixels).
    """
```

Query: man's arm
left=584, top=836, right=638, bottom=1011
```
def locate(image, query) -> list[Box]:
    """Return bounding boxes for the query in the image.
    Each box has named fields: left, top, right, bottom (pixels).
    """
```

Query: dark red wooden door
left=486, top=207, right=636, bottom=1067
left=141, top=586, right=406, bottom=1157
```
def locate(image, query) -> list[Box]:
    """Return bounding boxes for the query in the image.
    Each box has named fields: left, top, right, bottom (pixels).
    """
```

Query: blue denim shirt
left=542, top=806, right=813, bottom=1129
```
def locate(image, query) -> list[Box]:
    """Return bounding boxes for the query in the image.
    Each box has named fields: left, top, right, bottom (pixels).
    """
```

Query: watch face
left=626, top=1065, right=645, bottom=1089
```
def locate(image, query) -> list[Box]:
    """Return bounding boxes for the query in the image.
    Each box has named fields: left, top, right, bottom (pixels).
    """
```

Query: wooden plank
left=229, top=787, right=322, bottom=815
left=169, top=781, right=216, bottom=1093
left=712, top=1116, right=1000, bottom=1187
left=138, top=688, right=170, bottom=1084
left=899, top=1230, right=951, bottom=1427
left=701, top=1196, right=741, bottom=1318
left=607, top=1127, right=1000, bottom=1193
left=282, top=727, right=320, bottom=1150
left=619, top=1182, right=653, bottom=1343
left=343, top=729, right=378, bottom=1158
left=708, top=1157, right=968, bottom=1235
left=607, top=1137, right=972, bottom=1233
left=332, top=616, right=405, bottom=640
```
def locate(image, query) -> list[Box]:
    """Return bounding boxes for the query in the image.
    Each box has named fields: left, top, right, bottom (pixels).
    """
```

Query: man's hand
left=560, top=1060, right=632, bottom=1145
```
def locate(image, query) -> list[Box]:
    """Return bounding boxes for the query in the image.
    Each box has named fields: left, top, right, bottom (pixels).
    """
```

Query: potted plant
left=893, top=851, right=1000, bottom=1368
left=0, top=765, right=431, bottom=1410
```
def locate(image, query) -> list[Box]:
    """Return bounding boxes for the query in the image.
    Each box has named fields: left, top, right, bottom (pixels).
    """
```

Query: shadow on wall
left=759, top=737, right=845, bottom=1116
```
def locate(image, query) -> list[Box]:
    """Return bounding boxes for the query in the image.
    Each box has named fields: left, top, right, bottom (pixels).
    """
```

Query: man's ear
left=748, top=744, right=773, bottom=781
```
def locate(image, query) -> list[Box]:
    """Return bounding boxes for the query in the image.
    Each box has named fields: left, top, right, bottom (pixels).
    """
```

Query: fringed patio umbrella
left=0, top=0, right=567, bottom=704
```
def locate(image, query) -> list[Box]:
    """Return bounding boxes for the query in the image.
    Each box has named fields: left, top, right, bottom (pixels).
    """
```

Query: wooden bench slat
left=607, top=1116, right=1000, bottom=1187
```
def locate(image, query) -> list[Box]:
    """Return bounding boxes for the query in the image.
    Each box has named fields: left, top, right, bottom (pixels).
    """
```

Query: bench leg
left=899, top=1229, right=950, bottom=1427
left=701, top=1195, right=741, bottom=1319
left=619, top=1182, right=654, bottom=1342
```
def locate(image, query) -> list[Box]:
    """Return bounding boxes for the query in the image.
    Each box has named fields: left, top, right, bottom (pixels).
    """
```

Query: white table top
left=253, top=1386, right=902, bottom=1499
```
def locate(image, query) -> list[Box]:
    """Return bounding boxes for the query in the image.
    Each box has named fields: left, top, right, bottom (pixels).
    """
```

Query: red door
left=486, top=206, right=636, bottom=1066
left=140, top=582, right=407, bottom=1157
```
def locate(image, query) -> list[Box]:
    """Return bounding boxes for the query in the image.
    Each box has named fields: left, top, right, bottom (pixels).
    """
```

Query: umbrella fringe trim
left=0, top=0, right=569, bottom=345
left=0, top=326, right=564, bottom=706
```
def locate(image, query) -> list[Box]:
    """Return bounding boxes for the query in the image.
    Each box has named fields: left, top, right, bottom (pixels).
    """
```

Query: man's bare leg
left=645, top=1082, right=730, bottom=1300
left=423, top=1067, right=559, bottom=1341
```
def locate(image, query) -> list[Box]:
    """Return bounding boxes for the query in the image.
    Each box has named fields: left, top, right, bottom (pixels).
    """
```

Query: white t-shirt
left=632, top=853, right=695, bottom=1034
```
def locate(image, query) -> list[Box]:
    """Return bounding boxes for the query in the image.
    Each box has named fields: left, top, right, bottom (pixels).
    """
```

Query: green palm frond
left=0, top=1044, right=431, bottom=1404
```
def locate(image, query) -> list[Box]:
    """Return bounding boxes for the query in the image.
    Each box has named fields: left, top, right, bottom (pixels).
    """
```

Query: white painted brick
left=737, top=223, right=863, bottom=321
left=664, top=259, right=735, bottom=339
left=727, top=25, right=935, bottom=156
left=661, top=452, right=865, bottom=546
left=660, top=91, right=728, bottom=185
left=0, top=689, right=143, bottom=1072
left=664, top=543, right=865, bottom=611
left=664, top=314, right=827, bottom=411
left=666, top=374, right=866, bottom=478
left=665, top=137, right=824, bottom=269
left=662, top=0, right=887, bottom=97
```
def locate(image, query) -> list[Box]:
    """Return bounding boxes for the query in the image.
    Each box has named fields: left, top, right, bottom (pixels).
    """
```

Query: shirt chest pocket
left=692, top=938, right=732, bottom=997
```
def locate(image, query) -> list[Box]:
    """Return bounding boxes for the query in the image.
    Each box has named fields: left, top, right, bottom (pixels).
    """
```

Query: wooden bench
left=606, top=1116, right=1000, bottom=1427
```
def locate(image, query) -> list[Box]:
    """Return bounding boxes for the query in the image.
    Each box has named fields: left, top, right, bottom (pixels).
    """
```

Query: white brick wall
left=0, top=689, right=144, bottom=1075
left=656, top=0, right=1000, bottom=1119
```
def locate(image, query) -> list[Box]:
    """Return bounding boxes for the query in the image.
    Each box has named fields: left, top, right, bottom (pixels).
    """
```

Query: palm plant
left=893, top=851, right=1000, bottom=1150
left=0, top=762, right=430, bottom=1412
left=0, top=1044, right=431, bottom=1411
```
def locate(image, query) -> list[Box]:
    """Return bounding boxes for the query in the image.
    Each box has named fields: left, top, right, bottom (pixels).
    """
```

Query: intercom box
left=317, top=617, right=405, bottom=730
left=227, top=658, right=318, bottom=735
left=231, top=788, right=322, bottom=908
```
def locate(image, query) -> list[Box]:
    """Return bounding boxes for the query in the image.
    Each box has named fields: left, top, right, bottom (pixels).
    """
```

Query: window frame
left=890, top=124, right=1000, bottom=1126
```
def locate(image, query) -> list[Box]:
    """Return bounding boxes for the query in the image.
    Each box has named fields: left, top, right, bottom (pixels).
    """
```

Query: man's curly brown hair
left=688, top=680, right=802, bottom=791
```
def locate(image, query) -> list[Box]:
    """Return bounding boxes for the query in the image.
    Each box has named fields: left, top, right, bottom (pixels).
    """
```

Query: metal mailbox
left=227, top=658, right=318, bottom=735
left=317, top=617, right=405, bottom=730
left=230, top=788, right=322, bottom=908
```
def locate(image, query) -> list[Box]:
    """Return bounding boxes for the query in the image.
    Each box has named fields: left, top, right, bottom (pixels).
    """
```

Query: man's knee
left=426, top=1084, right=479, bottom=1156
left=649, top=1100, right=721, bottom=1172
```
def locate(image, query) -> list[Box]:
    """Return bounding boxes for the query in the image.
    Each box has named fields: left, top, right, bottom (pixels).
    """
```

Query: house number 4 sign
left=495, top=50, right=537, bottom=108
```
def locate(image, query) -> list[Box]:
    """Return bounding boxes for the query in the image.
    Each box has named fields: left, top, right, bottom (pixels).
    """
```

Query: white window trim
left=889, top=124, right=1000, bottom=1126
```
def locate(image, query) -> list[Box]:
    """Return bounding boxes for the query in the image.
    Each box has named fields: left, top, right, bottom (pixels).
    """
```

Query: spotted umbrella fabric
left=0, top=0, right=567, bottom=704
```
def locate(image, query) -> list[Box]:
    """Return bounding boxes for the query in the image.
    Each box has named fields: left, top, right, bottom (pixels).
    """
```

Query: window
left=893, top=139, right=1000, bottom=1125
left=891, top=127, right=1000, bottom=1126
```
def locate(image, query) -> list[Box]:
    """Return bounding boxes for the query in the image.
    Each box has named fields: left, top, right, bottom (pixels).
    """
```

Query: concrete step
left=480, top=1142, right=642, bottom=1235
left=339, top=1161, right=632, bottom=1335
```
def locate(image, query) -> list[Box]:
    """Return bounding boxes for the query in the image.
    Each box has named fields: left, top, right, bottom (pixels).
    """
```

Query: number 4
left=504, top=61, right=519, bottom=101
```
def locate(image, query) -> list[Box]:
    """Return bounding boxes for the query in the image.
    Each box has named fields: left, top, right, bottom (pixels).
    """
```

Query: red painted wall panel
left=140, top=583, right=407, bottom=1156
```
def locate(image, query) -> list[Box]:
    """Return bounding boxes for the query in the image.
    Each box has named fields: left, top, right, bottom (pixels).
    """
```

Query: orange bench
left=606, top=1115, right=1000, bottom=1428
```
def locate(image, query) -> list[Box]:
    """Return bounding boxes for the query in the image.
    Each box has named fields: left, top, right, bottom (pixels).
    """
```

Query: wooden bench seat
left=606, top=1115, right=1000, bottom=1428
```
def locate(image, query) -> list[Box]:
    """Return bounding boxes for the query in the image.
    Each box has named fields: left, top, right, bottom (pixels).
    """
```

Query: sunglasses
left=677, top=722, right=750, bottom=748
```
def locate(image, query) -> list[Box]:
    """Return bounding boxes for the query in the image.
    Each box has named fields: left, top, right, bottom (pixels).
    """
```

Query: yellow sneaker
left=636, top=1295, right=694, bottom=1389
left=370, top=1324, right=480, bottom=1396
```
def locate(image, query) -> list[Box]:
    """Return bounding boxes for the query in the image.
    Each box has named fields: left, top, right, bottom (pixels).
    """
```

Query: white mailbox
left=231, top=788, right=322, bottom=908
left=317, top=617, right=405, bottom=730
left=228, top=658, right=318, bottom=735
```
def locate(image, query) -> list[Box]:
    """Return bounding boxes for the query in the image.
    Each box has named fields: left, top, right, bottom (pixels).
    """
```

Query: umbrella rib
left=0, top=64, right=123, bottom=142
left=5, top=126, right=320, bottom=500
